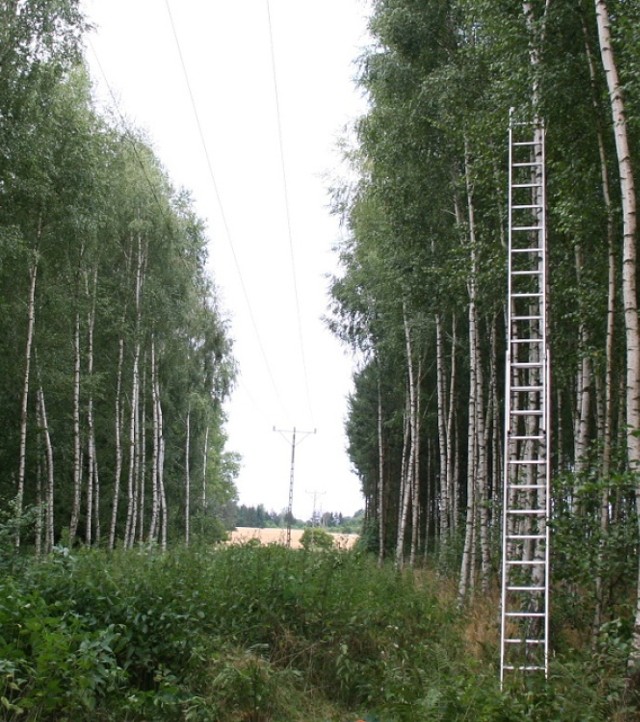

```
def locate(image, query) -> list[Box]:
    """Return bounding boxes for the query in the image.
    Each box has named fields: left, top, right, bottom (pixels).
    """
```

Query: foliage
left=0, top=544, right=636, bottom=721
left=0, top=1, right=237, bottom=549
left=300, top=526, right=334, bottom=551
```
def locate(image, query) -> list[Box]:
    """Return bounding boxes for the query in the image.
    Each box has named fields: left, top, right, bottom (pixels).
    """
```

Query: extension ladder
left=500, top=110, right=550, bottom=685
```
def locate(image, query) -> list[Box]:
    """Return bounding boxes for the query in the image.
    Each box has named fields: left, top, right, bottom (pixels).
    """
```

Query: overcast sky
left=81, top=0, right=371, bottom=520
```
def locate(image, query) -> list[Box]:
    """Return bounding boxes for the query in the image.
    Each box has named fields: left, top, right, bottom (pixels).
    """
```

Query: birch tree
left=594, top=0, right=640, bottom=671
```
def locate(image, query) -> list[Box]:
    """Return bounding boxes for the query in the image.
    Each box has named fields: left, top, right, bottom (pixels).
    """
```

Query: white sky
left=81, top=0, right=370, bottom=520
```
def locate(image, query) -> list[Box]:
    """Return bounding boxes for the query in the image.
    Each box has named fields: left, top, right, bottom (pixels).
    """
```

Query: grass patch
left=0, top=544, right=636, bottom=720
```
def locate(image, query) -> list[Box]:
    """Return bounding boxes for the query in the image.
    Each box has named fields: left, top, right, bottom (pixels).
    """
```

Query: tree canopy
left=0, top=0, right=237, bottom=550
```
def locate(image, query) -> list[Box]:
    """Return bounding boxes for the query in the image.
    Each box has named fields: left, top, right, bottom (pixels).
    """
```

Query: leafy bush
left=300, top=526, right=334, bottom=551
left=0, top=544, right=636, bottom=720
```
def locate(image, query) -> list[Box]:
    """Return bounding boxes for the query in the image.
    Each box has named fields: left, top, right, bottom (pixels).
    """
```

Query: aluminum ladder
left=500, top=111, right=550, bottom=685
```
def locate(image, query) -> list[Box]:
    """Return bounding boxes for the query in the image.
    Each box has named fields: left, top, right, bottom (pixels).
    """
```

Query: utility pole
left=306, top=489, right=326, bottom=527
left=274, top=426, right=316, bottom=547
left=306, top=489, right=326, bottom=548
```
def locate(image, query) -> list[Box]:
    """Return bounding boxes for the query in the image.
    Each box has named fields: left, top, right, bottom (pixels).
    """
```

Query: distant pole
left=274, top=426, right=316, bottom=547
left=306, top=489, right=326, bottom=547
left=306, top=489, right=326, bottom=527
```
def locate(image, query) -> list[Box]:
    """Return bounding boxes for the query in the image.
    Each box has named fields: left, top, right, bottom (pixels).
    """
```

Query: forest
left=0, top=0, right=238, bottom=552
left=329, top=0, right=640, bottom=686
left=2, top=0, right=640, bottom=719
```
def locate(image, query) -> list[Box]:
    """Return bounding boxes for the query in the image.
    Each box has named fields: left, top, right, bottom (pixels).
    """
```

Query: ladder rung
left=507, top=586, right=546, bottom=592
left=513, top=361, right=543, bottom=367
left=503, top=665, right=546, bottom=671
left=512, top=385, right=543, bottom=391
left=512, top=225, right=544, bottom=231
left=512, top=140, right=537, bottom=146
left=504, top=638, right=545, bottom=644
left=512, top=183, right=542, bottom=188
left=507, top=534, right=546, bottom=540
left=513, top=292, right=543, bottom=298
left=506, top=559, right=546, bottom=565
left=507, top=484, right=547, bottom=491
left=510, top=338, right=542, bottom=343
left=511, top=247, right=542, bottom=253
left=509, top=434, right=544, bottom=440
left=508, top=459, right=545, bottom=465
left=512, top=204, right=543, bottom=209
left=510, top=409, right=543, bottom=416
left=505, top=612, right=545, bottom=618
left=512, top=161, right=543, bottom=167
left=512, top=316, right=542, bottom=321
left=506, top=509, right=547, bottom=515
left=511, top=270, right=542, bottom=276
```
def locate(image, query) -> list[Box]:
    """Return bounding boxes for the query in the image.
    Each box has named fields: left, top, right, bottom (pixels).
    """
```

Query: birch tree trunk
left=109, top=334, right=125, bottom=550
left=137, top=360, right=147, bottom=543
left=396, top=391, right=412, bottom=569
left=158, top=389, right=167, bottom=552
left=202, top=425, right=209, bottom=513
left=149, top=337, right=167, bottom=550
left=594, top=0, right=640, bottom=670
left=447, top=315, right=458, bottom=536
left=69, top=309, right=82, bottom=542
left=377, top=368, right=385, bottom=566
left=85, top=268, right=98, bottom=545
left=396, top=304, right=418, bottom=568
left=124, top=236, right=145, bottom=548
left=35, top=403, right=43, bottom=557
left=149, top=337, right=160, bottom=542
left=185, top=405, right=191, bottom=546
left=436, top=314, right=449, bottom=543
left=33, top=349, right=55, bottom=554
left=16, top=248, right=39, bottom=548
left=409, top=355, right=422, bottom=567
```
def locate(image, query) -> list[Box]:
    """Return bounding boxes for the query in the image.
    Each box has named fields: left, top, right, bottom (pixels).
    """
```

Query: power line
left=265, top=0, right=315, bottom=427
left=274, top=426, right=316, bottom=546
left=164, top=0, right=290, bottom=423
left=88, top=40, right=174, bottom=232
left=90, top=38, right=288, bottom=432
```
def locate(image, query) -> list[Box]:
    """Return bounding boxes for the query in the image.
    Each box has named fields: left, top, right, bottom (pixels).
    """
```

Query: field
left=228, top=526, right=360, bottom=549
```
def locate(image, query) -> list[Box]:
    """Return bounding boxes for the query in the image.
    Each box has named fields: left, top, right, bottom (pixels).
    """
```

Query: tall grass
left=0, top=543, right=636, bottom=720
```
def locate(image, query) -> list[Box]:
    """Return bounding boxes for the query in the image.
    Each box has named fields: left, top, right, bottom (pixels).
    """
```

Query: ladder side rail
left=500, top=119, right=516, bottom=686
left=539, top=121, right=550, bottom=679
left=501, top=114, right=549, bottom=684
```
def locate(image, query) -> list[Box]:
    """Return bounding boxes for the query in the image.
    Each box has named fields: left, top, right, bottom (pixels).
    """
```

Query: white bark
left=377, top=369, right=385, bottom=566
left=16, top=250, right=39, bottom=547
left=109, top=335, right=125, bottom=550
left=185, top=406, right=191, bottom=546
left=409, top=354, right=422, bottom=568
left=447, top=316, right=458, bottom=534
left=436, top=314, right=449, bottom=542
left=124, top=236, right=145, bottom=548
left=396, top=304, right=418, bottom=569
left=149, top=337, right=160, bottom=542
left=69, top=310, right=82, bottom=542
left=595, top=0, right=640, bottom=669
left=85, top=268, right=98, bottom=545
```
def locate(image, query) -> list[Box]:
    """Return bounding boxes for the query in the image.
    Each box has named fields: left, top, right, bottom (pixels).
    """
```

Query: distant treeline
left=232, top=503, right=363, bottom=532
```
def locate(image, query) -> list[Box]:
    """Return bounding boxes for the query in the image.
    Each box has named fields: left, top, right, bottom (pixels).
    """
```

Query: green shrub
left=0, top=544, right=635, bottom=720
left=300, top=526, right=334, bottom=551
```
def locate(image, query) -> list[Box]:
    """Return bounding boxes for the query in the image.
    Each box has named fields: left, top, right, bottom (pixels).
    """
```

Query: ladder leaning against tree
left=500, top=109, right=551, bottom=685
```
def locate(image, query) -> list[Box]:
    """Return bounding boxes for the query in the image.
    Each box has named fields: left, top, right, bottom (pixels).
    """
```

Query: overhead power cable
left=265, top=0, right=315, bottom=427
left=88, top=40, right=174, bottom=232
left=164, top=0, right=290, bottom=423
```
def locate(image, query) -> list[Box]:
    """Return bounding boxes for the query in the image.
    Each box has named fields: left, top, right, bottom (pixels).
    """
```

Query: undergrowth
left=0, top=543, right=636, bottom=720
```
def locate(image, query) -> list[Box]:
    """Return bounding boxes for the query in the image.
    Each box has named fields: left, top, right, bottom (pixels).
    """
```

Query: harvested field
left=228, top=526, right=359, bottom=550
